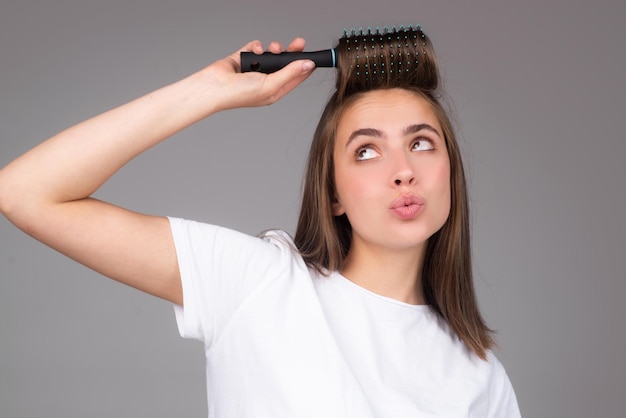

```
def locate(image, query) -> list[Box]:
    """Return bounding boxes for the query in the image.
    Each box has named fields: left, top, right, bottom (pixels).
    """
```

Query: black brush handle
left=240, top=49, right=336, bottom=73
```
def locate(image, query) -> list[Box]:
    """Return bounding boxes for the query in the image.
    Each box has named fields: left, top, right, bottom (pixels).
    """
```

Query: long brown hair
left=294, top=26, right=494, bottom=359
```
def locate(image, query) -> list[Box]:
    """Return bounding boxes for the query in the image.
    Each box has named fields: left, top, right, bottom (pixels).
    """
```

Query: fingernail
left=302, top=60, right=315, bottom=72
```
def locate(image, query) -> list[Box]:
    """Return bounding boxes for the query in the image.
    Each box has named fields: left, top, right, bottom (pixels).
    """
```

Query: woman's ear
left=332, top=199, right=345, bottom=216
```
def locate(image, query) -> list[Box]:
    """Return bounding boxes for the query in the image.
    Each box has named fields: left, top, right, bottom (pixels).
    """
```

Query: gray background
left=1, top=0, right=624, bottom=417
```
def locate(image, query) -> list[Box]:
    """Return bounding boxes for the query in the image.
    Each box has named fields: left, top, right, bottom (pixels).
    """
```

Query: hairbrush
left=240, top=25, right=425, bottom=74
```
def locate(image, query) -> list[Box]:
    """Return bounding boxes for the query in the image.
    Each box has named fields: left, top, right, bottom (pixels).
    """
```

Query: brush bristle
left=335, top=24, right=438, bottom=96
left=342, top=25, right=421, bottom=38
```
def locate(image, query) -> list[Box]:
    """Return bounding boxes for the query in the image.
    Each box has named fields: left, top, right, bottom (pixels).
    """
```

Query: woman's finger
left=267, top=41, right=284, bottom=54
left=261, top=59, right=315, bottom=104
left=238, top=39, right=264, bottom=54
left=286, top=37, right=306, bottom=52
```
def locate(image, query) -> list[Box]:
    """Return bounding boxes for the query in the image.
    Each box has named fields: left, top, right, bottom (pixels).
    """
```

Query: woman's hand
left=190, top=38, right=316, bottom=112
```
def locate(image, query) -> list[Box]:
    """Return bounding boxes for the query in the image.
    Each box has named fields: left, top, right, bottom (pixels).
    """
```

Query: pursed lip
left=389, top=194, right=425, bottom=209
left=389, top=194, right=425, bottom=220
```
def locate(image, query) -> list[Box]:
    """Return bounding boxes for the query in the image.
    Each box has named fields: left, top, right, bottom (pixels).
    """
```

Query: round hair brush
left=240, top=26, right=425, bottom=74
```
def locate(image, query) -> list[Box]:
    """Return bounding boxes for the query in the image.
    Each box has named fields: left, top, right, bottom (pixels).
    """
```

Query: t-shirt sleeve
left=167, top=217, right=289, bottom=347
left=486, top=353, right=522, bottom=417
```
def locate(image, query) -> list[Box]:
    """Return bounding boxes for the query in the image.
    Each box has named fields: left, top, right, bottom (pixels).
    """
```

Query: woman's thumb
left=264, top=60, right=316, bottom=104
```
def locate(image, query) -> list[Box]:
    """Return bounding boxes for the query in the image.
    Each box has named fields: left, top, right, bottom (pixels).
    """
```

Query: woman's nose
left=392, top=153, right=416, bottom=186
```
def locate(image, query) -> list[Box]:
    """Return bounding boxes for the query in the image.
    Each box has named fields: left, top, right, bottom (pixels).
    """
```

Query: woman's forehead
left=336, top=89, right=441, bottom=137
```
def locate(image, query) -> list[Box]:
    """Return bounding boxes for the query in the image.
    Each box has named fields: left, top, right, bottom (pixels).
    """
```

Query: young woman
left=0, top=27, right=521, bottom=417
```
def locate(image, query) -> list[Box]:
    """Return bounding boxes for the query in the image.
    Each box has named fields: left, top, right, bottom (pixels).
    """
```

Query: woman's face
left=332, top=88, right=451, bottom=253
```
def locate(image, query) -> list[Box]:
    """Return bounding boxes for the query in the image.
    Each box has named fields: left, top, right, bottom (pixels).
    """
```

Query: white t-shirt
left=169, top=217, right=521, bottom=418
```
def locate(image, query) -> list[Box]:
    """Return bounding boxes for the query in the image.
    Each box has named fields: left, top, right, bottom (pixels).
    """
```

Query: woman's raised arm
left=0, top=38, right=315, bottom=305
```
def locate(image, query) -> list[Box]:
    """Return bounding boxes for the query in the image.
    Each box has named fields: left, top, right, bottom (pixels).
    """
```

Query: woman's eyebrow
left=345, top=123, right=441, bottom=148
left=346, top=128, right=383, bottom=147
left=404, top=123, right=441, bottom=138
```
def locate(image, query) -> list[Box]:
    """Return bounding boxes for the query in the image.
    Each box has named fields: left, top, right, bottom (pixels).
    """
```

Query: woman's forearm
left=0, top=73, right=217, bottom=216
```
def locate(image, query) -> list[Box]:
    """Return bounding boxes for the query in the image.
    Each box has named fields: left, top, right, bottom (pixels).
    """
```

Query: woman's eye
left=411, top=139, right=434, bottom=152
left=355, top=146, right=380, bottom=161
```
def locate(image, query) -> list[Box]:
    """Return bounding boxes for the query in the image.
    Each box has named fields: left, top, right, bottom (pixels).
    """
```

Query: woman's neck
left=340, top=241, right=427, bottom=305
